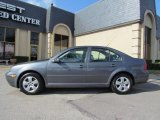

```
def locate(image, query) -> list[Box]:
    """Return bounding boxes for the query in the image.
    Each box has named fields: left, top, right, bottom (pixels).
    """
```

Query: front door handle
left=111, top=64, right=116, bottom=67
left=80, top=65, right=83, bottom=68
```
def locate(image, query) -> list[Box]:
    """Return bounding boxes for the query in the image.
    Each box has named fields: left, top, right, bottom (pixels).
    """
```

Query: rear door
left=86, top=47, right=123, bottom=84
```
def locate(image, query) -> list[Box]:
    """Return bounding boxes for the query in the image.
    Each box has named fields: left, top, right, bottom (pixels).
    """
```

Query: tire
left=111, top=74, right=133, bottom=94
left=19, top=73, right=44, bottom=95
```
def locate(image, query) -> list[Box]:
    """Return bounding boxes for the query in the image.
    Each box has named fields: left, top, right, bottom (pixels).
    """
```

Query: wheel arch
left=109, top=71, right=135, bottom=87
left=17, top=70, right=45, bottom=88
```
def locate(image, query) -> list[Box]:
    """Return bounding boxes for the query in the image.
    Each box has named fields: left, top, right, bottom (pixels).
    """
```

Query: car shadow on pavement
left=130, top=81, right=160, bottom=94
left=40, top=81, right=160, bottom=95
left=41, top=88, right=112, bottom=95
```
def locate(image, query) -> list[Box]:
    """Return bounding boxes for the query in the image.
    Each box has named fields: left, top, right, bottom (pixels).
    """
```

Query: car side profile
left=6, top=46, right=149, bottom=95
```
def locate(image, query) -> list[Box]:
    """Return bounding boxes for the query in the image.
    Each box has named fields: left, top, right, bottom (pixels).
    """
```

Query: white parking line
left=148, top=81, right=160, bottom=85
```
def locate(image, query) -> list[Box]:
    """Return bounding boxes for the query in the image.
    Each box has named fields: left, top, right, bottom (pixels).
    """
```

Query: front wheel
left=19, top=73, right=44, bottom=95
left=111, top=74, right=133, bottom=94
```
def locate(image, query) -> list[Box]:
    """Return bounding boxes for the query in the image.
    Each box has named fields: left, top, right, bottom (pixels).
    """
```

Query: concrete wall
left=75, top=23, right=141, bottom=58
left=15, top=29, right=30, bottom=57
left=39, top=33, right=47, bottom=60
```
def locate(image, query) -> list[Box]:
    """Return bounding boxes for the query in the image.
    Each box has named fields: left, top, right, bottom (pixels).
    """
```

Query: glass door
left=54, top=34, right=69, bottom=55
left=145, top=27, right=151, bottom=60
left=0, top=42, right=4, bottom=59
left=30, top=32, right=39, bottom=61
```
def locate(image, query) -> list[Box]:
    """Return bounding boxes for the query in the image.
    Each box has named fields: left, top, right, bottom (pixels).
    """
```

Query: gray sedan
left=6, top=46, right=149, bottom=95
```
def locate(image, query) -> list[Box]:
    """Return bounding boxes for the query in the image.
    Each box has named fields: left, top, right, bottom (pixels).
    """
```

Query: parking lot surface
left=0, top=67, right=160, bottom=120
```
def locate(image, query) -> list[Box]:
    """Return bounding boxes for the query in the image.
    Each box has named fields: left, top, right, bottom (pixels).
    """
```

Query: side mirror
left=52, top=58, right=60, bottom=63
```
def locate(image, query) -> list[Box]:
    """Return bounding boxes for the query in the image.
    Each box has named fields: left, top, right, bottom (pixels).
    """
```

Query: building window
left=0, top=27, right=15, bottom=60
left=54, top=34, right=69, bottom=55
left=30, top=32, right=39, bottom=61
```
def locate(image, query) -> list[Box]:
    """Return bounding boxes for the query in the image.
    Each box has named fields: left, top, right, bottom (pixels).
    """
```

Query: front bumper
left=5, top=71, right=17, bottom=88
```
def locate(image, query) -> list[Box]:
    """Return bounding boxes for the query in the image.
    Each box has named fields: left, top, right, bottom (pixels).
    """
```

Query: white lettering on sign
left=11, top=14, right=40, bottom=25
left=0, top=11, right=9, bottom=18
left=0, top=1, right=40, bottom=26
left=0, top=2, right=25, bottom=13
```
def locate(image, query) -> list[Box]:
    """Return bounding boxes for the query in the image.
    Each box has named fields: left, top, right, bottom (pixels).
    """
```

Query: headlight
left=7, top=72, right=17, bottom=79
left=8, top=74, right=17, bottom=78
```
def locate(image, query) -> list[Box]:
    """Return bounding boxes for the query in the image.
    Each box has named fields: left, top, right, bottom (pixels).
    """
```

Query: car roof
left=71, top=46, right=109, bottom=49
left=70, top=46, right=131, bottom=58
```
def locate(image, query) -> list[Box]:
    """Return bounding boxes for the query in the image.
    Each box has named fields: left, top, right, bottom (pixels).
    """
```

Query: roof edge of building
left=74, top=19, right=142, bottom=37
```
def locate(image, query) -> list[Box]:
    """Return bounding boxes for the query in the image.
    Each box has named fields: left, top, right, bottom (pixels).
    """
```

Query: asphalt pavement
left=0, top=67, right=160, bottom=120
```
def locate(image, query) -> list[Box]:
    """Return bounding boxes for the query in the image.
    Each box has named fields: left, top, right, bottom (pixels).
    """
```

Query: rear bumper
left=134, top=72, right=149, bottom=84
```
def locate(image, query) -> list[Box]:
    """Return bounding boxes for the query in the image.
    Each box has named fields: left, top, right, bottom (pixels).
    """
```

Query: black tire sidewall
left=19, top=73, right=44, bottom=95
left=111, top=74, right=133, bottom=94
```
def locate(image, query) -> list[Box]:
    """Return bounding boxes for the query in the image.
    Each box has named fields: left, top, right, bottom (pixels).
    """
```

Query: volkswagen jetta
left=6, top=46, right=149, bottom=95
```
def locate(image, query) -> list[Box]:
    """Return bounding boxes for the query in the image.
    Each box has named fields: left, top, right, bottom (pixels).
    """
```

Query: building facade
left=0, top=0, right=160, bottom=62
left=75, top=0, right=160, bottom=62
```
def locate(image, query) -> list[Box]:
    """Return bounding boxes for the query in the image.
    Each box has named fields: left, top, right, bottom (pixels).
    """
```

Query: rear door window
left=90, top=48, right=122, bottom=62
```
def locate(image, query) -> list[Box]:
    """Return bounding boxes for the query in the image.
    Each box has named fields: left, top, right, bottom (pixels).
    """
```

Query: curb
left=0, top=66, right=12, bottom=69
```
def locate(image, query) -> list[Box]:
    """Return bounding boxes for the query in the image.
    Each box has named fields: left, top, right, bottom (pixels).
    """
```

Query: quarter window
left=58, top=48, right=87, bottom=63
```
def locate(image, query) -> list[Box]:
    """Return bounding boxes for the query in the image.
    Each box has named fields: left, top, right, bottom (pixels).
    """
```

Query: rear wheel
left=19, top=73, right=44, bottom=95
left=111, top=74, right=133, bottom=94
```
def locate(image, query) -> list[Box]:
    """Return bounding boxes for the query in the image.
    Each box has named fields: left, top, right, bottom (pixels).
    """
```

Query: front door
left=47, top=48, right=88, bottom=85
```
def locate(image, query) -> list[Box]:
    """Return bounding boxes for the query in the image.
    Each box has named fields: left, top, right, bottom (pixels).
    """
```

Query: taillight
left=144, top=63, right=147, bottom=71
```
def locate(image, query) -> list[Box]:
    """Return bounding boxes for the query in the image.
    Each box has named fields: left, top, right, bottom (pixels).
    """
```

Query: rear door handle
left=80, top=65, right=84, bottom=68
left=111, top=64, right=116, bottom=67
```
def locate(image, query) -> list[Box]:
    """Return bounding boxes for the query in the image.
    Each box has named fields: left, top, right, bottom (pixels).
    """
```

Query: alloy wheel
left=22, top=76, right=39, bottom=93
left=115, top=77, right=131, bottom=92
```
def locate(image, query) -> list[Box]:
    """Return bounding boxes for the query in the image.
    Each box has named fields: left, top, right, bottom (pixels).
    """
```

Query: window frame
left=56, top=48, right=87, bottom=63
left=89, top=48, right=123, bottom=63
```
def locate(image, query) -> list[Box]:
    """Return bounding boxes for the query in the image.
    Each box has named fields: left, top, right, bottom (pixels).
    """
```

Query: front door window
left=58, top=48, right=87, bottom=63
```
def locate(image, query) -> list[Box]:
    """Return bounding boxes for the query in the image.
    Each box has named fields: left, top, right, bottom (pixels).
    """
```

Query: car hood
left=16, top=59, right=49, bottom=65
left=10, top=59, right=49, bottom=72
